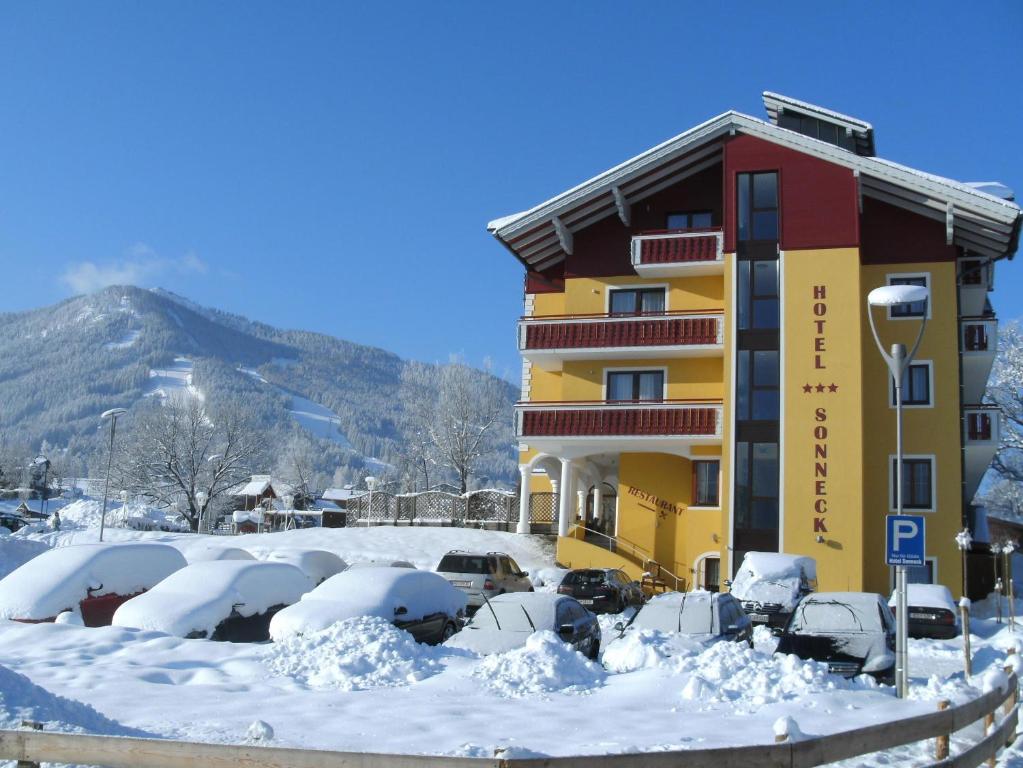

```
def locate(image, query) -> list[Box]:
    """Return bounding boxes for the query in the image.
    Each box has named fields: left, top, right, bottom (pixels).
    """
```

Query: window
left=702, top=556, right=720, bottom=593
left=906, top=559, right=935, bottom=585
left=736, top=349, right=779, bottom=420
left=890, top=457, right=934, bottom=511
left=666, top=211, right=713, bottom=230
left=606, top=370, right=664, bottom=401
left=692, top=460, right=720, bottom=506
left=888, top=275, right=928, bottom=318
left=737, top=172, right=779, bottom=242
left=735, top=441, right=779, bottom=530
left=609, top=287, right=666, bottom=315
left=964, top=324, right=990, bottom=352
left=777, top=112, right=857, bottom=151
left=737, top=260, right=779, bottom=330
left=960, top=259, right=985, bottom=287
left=891, top=362, right=931, bottom=407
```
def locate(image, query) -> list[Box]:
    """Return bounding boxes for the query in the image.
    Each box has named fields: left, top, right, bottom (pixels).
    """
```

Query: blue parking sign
left=886, top=515, right=926, bottom=566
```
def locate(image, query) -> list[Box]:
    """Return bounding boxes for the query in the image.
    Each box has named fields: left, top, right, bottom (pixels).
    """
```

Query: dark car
left=557, top=568, right=645, bottom=614
left=776, top=592, right=896, bottom=684
left=888, top=583, right=960, bottom=640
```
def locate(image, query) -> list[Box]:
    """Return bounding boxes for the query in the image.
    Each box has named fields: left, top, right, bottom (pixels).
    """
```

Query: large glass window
left=666, top=211, right=713, bottom=230
left=891, top=458, right=934, bottom=510
left=735, top=350, right=779, bottom=420
left=606, top=370, right=664, bottom=402
left=888, top=276, right=928, bottom=318
left=609, top=287, right=666, bottom=316
left=738, top=172, right=778, bottom=242
left=892, top=363, right=931, bottom=406
left=734, top=441, right=779, bottom=531
left=737, top=260, right=779, bottom=330
left=692, top=460, right=720, bottom=506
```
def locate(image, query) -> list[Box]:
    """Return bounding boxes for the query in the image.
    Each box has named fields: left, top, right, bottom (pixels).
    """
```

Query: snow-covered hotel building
left=489, top=93, right=1021, bottom=597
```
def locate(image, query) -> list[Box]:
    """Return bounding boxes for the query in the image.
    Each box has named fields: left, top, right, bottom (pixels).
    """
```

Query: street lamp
left=196, top=490, right=208, bottom=534
left=956, top=528, right=973, bottom=600
left=867, top=282, right=929, bottom=700
left=32, top=455, right=51, bottom=517
left=99, top=408, right=128, bottom=543
left=992, top=542, right=1003, bottom=624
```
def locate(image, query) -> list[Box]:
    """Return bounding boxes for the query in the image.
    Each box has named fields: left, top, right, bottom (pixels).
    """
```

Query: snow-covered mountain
left=0, top=285, right=517, bottom=484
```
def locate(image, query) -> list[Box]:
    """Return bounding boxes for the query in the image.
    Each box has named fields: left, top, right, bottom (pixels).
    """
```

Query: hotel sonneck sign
left=801, top=284, right=838, bottom=536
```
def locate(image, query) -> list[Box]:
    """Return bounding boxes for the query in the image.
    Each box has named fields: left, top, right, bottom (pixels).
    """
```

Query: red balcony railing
left=631, top=229, right=723, bottom=266
left=516, top=400, right=722, bottom=438
left=520, top=312, right=721, bottom=351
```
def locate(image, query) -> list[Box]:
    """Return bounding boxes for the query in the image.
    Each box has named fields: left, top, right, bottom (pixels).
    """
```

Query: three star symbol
left=802, top=382, right=839, bottom=394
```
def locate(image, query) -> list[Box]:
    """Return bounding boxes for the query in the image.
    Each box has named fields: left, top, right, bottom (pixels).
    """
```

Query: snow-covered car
left=610, top=590, right=752, bottom=646
left=556, top=568, right=645, bottom=614
left=112, top=560, right=311, bottom=641
left=435, top=551, right=532, bottom=614
left=172, top=543, right=256, bottom=563
left=728, top=552, right=816, bottom=630
left=269, top=566, right=466, bottom=644
left=776, top=591, right=896, bottom=684
left=259, top=549, right=347, bottom=585
left=0, top=543, right=187, bottom=626
left=444, top=592, right=600, bottom=658
left=346, top=560, right=416, bottom=569
left=888, top=583, right=959, bottom=639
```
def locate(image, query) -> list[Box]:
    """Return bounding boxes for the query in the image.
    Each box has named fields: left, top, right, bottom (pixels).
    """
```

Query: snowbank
left=266, top=616, right=445, bottom=690
left=602, top=629, right=706, bottom=673
left=269, top=567, right=466, bottom=639
left=0, top=536, right=49, bottom=580
left=57, top=498, right=187, bottom=532
left=112, top=560, right=311, bottom=638
left=475, top=631, right=605, bottom=697
left=0, top=543, right=187, bottom=621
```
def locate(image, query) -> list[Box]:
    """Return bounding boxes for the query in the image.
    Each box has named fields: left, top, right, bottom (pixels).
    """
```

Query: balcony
left=963, top=406, right=1000, bottom=503
left=958, top=258, right=994, bottom=317
left=961, top=317, right=997, bottom=404
left=515, top=399, right=723, bottom=457
left=519, top=311, right=723, bottom=370
left=631, top=228, right=724, bottom=278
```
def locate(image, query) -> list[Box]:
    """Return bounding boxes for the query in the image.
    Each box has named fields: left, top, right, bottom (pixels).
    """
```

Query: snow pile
left=530, top=567, right=569, bottom=591
left=0, top=536, right=49, bottom=579
left=266, top=616, right=445, bottom=690
left=56, top=498, right=187, bottom=532
left=0, top=543, right=187, bottom=621
left=602, top=629, right=706, bottom=673
left=0, top=662, right=136, bottom=735
left=475, top=631, right=606, bottom=698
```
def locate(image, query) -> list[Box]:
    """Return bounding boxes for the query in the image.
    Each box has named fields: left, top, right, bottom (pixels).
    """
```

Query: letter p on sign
left=886, top=515, right=926, bottom=567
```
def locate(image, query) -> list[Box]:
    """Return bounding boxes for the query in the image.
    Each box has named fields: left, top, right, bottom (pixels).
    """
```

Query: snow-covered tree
left=396, top=362, right=439, bottom=492
left=275, top=434, right=325, bottom=508
left=116, top=394, right=263, bottom=531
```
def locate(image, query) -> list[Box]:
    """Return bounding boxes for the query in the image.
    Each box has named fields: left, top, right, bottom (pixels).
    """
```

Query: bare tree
left=396, top=362, right=439, bottom=492
left=117, top=394, right=263, bottom=531
left=988, top=321, right=1023, bottom=485
left=275, top=434, right=323, bottom=508
left=430, top=359, right=509, bottom=494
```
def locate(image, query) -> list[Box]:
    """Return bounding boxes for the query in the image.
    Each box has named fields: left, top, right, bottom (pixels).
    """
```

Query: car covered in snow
left=556, top=568, right=645, bottom=614
left=346, top=560, right=416, bottom=570
left=269, top=566, right=466, bottom=645
left=776, top=591, right=896, bottom=684
left=887, top=583, right=960, bottom=639
left=728, top=552, right=816, bottom=630
left=444, top=592, right=601, bottom=658
left=0, top=543, right=187, bottom=626
left=610, top=590, right=753, bottom=646
left=435, top=550, right=532, bottom=614
left=171, top=542, right=256, bottom=563
left=112, top=560, right=312, bottom=641
left=258, top=549, right=347, bottom=585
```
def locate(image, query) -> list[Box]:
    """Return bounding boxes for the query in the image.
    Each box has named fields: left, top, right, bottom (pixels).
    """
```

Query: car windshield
left=788, top=597, right=881, bottom=634
left=438, top=555, right=490, bottom=574
left=631, top=595, right=713, bottom=634
left=468, top=601, right=540, bottom=632
left=562, top=570, right=606, bottom=586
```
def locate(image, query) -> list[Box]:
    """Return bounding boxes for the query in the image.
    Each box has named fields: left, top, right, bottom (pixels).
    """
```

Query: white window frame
left=884, top=272, right=932, bottom=321
left=888, top=453, right=937, bottom=513
left=889, top=556, right=938, bottom=590
left=604, top=283, right=670, bottom=314
left=694, top=551, right=722, bottom=591
left=887, top=360, right=934, bottom=409
left=690, top=458, right=722, bottom=509
left=602, top=365, right=669, bottom=401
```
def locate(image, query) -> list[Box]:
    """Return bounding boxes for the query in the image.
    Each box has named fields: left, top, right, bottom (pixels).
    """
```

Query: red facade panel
left=859, top=196, right=958, bottom=264
left=520, top=406, right=718, bottom=437
left=523, top=316, right=718, bottom=350
left=722, top=134, right=859, bottom=253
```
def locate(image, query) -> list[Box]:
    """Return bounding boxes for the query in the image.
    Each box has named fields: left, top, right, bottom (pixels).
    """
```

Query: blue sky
left=1, top=2, right=1020, bottom=380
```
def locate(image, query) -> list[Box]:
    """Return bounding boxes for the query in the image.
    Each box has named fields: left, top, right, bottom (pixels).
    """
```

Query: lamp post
left=993, top=542, right=1003, bottom=623
left=99, top=408, right=128, bottom=543
left=956, top=528, right=973, bottom=600
left=33, top=455, right=50, bottom=517
left=196, top=490, right=207, bottom=534
left=365, top=476, right=377, bottom=520
left=1004, top=539, right=1016, bottom=632
left=867, top=282, right=929, bottom=699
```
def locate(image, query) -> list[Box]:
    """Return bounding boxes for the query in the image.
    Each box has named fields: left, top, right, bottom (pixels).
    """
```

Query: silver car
left=436, top=551, right=533, bottom=614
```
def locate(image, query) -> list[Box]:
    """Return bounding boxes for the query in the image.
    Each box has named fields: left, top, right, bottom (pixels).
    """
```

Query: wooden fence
left=0, top=671, right=1017, bottom=768
left=344, top=489, right=516, bottom=529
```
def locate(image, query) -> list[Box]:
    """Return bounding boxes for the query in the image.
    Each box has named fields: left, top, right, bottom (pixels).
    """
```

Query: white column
left=558, top=458, right=574, bottom=537
left=517, top=465, right=531, bottom=534
left=576, top=489, right=586, bottom=524
left=593, top=484, right=603, bottom=525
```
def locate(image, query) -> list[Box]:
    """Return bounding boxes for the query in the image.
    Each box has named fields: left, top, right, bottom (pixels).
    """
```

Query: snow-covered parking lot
left=1, top=525, right=1022, bottom=764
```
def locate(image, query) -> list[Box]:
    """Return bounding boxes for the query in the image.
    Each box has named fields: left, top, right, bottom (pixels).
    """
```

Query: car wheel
left=441, top=622, right=457, bottom=642
left=527, top=586, right=535, bottom=593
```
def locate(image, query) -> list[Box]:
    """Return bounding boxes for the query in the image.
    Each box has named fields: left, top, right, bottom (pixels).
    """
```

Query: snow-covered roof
left=0, top=543, right=187, bottom=621
left=112, top=560, right=311, bottom=638
left=269, top=566, right=465, bottom=639
left=322, top=487, right=367, bottom=502
left=488, top=96, right=1021, bottom=270
left=230, top=477, right=273, bottom=497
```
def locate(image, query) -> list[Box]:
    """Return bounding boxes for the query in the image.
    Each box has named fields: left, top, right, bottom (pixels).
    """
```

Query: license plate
left=910, top=613, right=934, bottom=620
left=449, top=580, right=472, bottom=588
left=579, top=599, right=593, bottom=605
left=749, top=613, right=769, bottom=623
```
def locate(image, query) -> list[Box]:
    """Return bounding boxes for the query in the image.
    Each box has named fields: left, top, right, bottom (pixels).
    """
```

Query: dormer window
left=777, top=111, right=857, bottom=151
left=666, top=211, right=712, bottom=230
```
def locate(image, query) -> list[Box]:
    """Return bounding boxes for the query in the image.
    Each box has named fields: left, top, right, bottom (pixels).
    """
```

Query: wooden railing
left=1, top=669, right=1017, bottom=767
